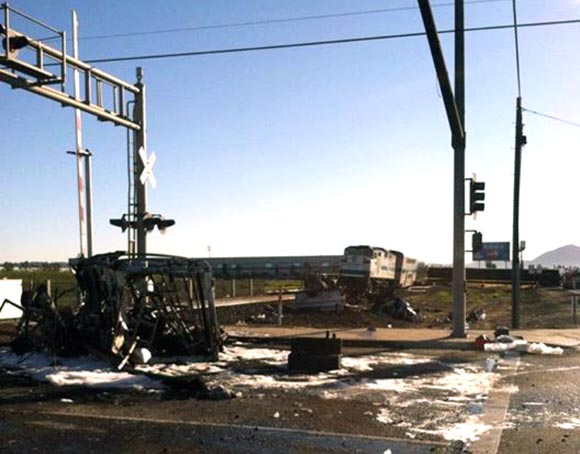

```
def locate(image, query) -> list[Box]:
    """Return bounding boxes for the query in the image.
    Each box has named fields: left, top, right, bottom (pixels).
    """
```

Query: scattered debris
left=288, top=332, right=342, bottom=372
left=375, top=298, right=420, bottom=321
left=9, top=252, right=223, bottom=368
left=467, top=308, right=486, bottom=323
left=484, top=338, right=564, bottom=355
left=294, top=274, right=344, bottom=311
left=475, top=334, right=492, bottom=351
left=494, top=326, right=510, bottom=338
left=245, top=306, right=279, bottom=324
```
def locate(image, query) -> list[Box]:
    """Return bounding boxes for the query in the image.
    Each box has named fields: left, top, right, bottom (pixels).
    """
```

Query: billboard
left=473, top=242, right=510, bottom=261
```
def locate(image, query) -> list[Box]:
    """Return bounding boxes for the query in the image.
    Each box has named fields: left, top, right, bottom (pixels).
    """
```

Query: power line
left=85, top=18, right=580, bottom=65
left=523, top=108, right=580, bottom=129
left=80, top=0, right=509, bottom=41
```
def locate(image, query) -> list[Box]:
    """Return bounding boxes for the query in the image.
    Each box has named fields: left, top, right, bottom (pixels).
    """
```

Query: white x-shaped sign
left=138, top=146, right=157, bottom=189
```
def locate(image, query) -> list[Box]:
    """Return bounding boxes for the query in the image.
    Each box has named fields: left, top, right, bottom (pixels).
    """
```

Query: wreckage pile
left=11, top=252, right=222, bottom=368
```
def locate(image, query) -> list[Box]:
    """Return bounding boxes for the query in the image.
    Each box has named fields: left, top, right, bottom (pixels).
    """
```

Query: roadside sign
left=473, top=242, right=510, bottom=261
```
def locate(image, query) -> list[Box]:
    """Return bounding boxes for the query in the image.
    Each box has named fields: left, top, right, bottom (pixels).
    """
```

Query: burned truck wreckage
left=11, top=253, right=222, bottom=368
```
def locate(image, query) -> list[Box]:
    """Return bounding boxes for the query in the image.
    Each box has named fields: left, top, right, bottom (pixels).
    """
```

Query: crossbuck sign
left=138, top=146, right=157, bottom=189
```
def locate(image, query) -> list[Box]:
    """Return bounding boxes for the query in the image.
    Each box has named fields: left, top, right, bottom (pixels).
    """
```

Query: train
left=202, top=245, right=418, bottom=304
left=338, top=246, right=418, bottom=301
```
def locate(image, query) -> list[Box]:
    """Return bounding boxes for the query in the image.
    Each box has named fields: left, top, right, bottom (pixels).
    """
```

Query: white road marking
left=469, top=353, right=521, bottom=454
left=41, top=410, right=448, bottom=448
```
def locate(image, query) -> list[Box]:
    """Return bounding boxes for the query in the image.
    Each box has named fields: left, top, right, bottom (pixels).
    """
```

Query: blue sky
left=1, top=0, right=579, bottom=264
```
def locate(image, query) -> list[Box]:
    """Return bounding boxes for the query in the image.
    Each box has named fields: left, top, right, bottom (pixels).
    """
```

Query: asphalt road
left=1, top=341, right=579, bottom=453
left=493, top=351, right=580, bottom=454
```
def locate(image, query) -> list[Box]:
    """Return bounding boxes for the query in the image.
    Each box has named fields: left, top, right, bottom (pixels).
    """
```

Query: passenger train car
left=339, top=245, right=417, bottom=301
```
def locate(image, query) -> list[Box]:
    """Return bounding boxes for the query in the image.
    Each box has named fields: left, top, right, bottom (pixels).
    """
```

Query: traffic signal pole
left=418, top=0, right=467, bottom=338
left=453, top=0, right=467, bottom=338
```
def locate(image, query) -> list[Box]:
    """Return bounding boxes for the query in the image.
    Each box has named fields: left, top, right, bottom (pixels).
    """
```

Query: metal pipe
left=4, top=3, right=9, bottom=60
left=4, top=3, right=62, bottom=34
left=0, top=67, right=140, bottom=129
left=15, top=32, right=139, bottom=92
left=417, top=0, right=465, bottom=147
left=60, top=30, right=66, bottom=92
left=85, top=150, right=93, bottom=257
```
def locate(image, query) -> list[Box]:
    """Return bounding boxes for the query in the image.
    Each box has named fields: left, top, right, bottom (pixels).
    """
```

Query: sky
left=1, top=0, right=579, bottom=264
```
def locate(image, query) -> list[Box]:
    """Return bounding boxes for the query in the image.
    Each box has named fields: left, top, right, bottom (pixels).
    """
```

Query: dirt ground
left=1, top=284, right=578, bottom=453
left=218, top=284, right=578, bottom=331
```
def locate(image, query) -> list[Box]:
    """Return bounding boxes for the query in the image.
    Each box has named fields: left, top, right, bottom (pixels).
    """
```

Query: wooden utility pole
left=512, top=96, right=524, bottom=328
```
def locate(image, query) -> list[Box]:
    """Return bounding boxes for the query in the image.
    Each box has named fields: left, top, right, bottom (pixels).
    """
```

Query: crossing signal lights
left=469, top=179, right=485, bottom=214
left=111, top=214, right=175, bottom=233
left=0, top=26, right=30, bottom=58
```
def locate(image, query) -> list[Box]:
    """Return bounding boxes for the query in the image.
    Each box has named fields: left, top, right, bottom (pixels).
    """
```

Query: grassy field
left=403, top=283, right=577, bottom=329
left=0, top=269, right=302, bottom=306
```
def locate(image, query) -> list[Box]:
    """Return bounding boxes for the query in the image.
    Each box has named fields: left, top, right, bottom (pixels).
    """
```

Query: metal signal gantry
left=0, top=3, right=160, bottom=259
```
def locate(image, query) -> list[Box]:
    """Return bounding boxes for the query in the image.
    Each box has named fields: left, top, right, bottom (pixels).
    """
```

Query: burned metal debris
left=11, top=252, right=222, bottom=368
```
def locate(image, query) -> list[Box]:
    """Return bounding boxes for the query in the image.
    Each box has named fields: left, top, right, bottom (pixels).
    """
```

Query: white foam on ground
left=485, top=341, right=563, bottom=355
left=441, top=416, right=493, bottom=442
left=376, top=408, right=393, bottom=424
left=555, top=417, right=580, bottom=430
left=0, top=348, right=163, bottom=390
left=1, top=344, right=502, bottom=445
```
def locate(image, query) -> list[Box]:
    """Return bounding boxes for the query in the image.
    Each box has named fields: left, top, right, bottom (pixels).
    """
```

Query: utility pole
left=417, top=0, right=466, bottom=337
left=134, top=67, right=148, bottom=258
left=512, top=96, right=524, bottom=328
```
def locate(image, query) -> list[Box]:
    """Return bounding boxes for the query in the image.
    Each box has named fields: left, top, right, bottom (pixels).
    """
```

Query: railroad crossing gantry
left=0, top=3, right=156, bottom=259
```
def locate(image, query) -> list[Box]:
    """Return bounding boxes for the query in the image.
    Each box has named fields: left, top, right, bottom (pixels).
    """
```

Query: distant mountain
left=530, top=244, right=580, bottom=267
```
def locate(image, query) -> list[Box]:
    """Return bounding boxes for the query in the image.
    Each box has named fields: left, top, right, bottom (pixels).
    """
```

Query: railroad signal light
left=1, top=26, right=30, bottom=59
left=469, top=179, right=485, bottom=214
left=143, top=213, right=175, bottom=232
left=472, top=231, right=483, bottom=253
left=110, top=216, right=130, bottom=232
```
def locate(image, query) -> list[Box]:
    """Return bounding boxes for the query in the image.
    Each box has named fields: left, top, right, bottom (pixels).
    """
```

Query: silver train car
left=339, top=245, right=417, bottom=301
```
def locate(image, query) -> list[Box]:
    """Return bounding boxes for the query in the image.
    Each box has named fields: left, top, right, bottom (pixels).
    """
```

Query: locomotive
left=339, top=245, right=418, bottom=301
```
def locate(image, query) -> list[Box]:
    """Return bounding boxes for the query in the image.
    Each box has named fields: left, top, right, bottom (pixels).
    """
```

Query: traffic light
left=469, top=179, right=485, bottom=214
left=472, top=231, right=483, bottom=253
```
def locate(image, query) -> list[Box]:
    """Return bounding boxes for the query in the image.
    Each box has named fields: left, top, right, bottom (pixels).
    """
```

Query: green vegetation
left=1, top=269, right=303, bottom=303
left=213, top=279, right=303, bottom=298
